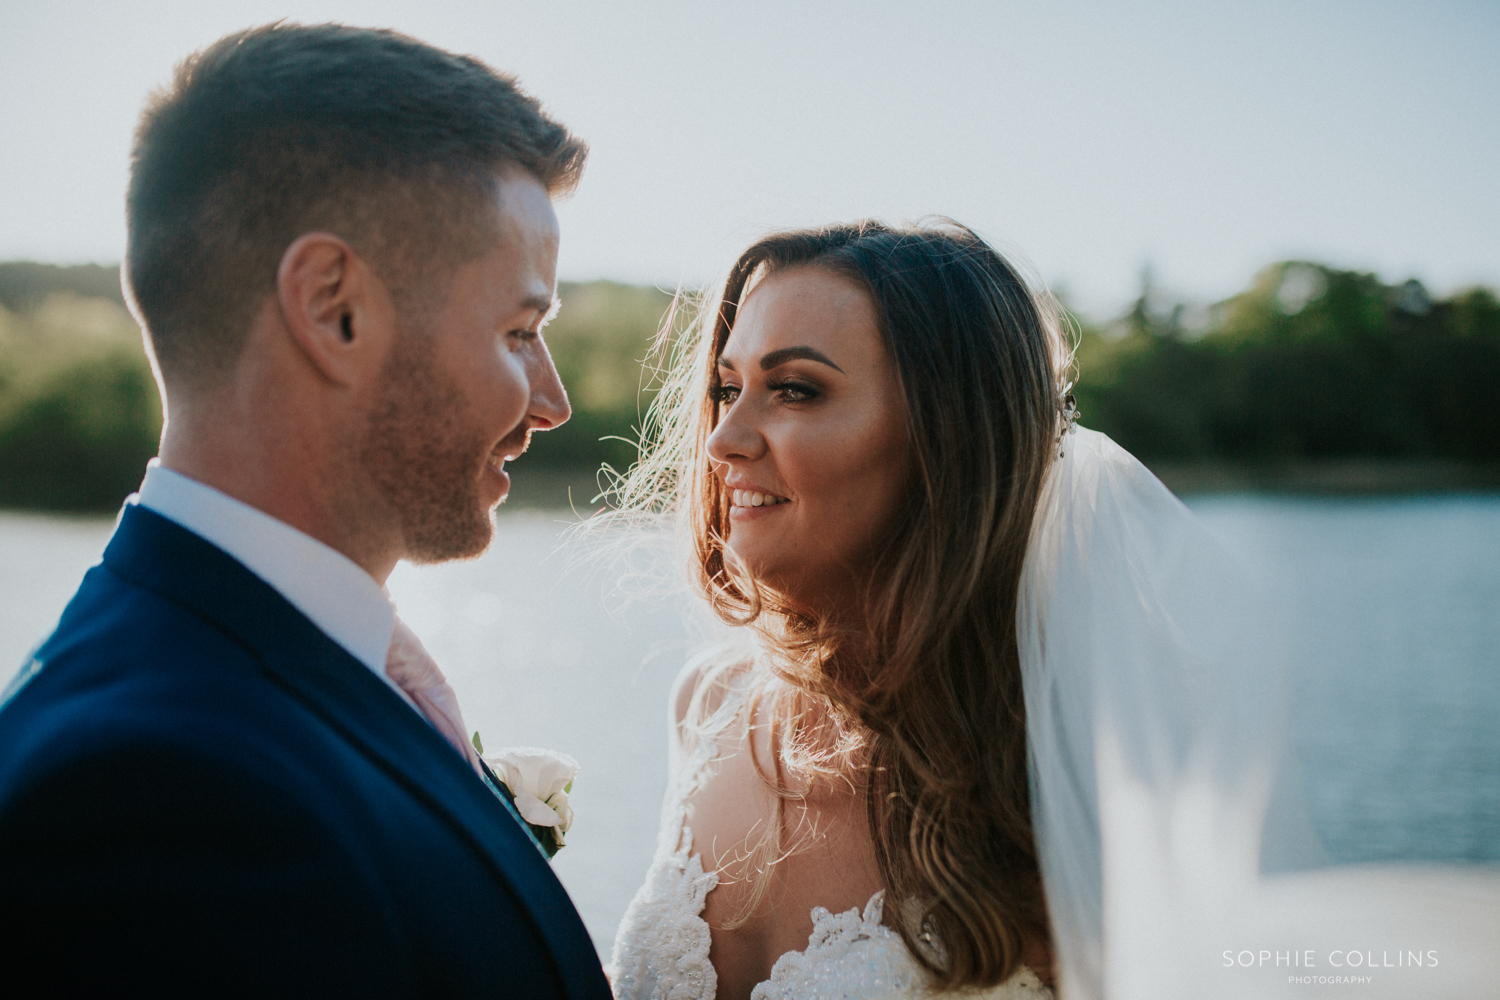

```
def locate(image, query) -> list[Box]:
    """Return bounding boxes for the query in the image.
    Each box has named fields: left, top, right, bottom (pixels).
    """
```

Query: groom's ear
left=276, top=232, right=392, bottom=388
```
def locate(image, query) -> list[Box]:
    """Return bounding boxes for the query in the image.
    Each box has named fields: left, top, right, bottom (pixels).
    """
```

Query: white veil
left=1018, top=427, right=1500, bottom=999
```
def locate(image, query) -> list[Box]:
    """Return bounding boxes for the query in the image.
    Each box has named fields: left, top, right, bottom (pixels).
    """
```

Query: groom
left=0, top=23, right=610, bottom=999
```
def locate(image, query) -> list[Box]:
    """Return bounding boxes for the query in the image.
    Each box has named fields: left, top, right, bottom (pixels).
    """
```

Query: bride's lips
left=726, top=483, right=791, bottom=520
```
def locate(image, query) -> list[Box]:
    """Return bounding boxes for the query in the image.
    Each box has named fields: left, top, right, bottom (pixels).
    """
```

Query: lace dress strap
left=609, top=654, right=747, bottom=1000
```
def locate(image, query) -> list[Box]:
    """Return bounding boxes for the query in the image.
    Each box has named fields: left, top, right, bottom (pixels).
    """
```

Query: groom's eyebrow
left=521, top=294, right=561, bottom=329
left=759, top=346, right=844, bottom=373
left=524, top=293, right=559, bottom=316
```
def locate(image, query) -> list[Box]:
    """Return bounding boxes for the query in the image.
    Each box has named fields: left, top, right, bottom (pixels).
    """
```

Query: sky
left=2, top=0, right=1496, bottom=318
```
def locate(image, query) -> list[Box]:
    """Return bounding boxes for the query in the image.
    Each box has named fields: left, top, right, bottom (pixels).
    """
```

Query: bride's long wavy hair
left=608, top=219, right=1072, bottom=990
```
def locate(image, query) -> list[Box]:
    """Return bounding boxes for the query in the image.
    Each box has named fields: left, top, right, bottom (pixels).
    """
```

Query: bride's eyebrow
left=757, top=346, right=844, bottom=373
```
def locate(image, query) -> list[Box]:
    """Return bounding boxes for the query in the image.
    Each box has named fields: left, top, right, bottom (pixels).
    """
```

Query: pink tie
left=384, top=616, right=485, bottom=778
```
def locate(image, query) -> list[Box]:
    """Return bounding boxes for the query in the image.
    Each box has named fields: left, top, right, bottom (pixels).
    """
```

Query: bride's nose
left=706, top=400, right=766, bottom=465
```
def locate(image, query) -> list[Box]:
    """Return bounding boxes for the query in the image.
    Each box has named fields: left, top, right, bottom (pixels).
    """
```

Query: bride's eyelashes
left=767, top=379, right=819, bottom=403
left=708, top=380, right=821, bottom=406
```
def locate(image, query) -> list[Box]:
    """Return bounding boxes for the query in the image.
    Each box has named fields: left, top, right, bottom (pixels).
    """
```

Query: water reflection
left=2, top=495, right=1497, bottom=956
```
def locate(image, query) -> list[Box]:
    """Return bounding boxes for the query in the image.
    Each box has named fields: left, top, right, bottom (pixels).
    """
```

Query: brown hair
left=611, top=219, right=1071, bottom=990
left=126, top=22, right=587, bottom=387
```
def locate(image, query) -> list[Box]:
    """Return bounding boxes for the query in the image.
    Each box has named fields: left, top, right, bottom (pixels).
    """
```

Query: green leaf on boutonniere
left=472, top=731, right=484, bottom=755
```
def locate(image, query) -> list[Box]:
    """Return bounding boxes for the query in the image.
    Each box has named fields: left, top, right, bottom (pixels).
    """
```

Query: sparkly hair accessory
left=1057, top=381, right=1080, bottom=458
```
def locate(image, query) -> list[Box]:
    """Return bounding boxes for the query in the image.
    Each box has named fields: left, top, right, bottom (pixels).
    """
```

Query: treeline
left=0, top=266, right=161, bottom=511
left=1, top=261, right=1497, bottom=512
left=1072, top=263, right=1500, bottom=463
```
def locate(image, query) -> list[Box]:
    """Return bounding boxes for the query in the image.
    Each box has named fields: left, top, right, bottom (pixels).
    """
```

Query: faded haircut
left=126, top=22, right=587, bottom=388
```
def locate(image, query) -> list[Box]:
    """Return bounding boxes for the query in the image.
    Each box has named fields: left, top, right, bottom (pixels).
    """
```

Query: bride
left=600, top=218, right=1500, bottom=999
left=608, top=220, right=1069, bottom=999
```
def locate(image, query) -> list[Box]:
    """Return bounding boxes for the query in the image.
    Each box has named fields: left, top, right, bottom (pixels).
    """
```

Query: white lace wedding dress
left=609, top=664, right=1052, bottom=1000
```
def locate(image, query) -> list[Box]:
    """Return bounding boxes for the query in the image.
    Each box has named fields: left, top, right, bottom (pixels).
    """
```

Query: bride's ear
left=276, top=232, right=393, bottom=387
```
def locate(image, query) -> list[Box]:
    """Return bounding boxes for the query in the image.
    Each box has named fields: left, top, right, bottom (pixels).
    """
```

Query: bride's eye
left=769, top=381, right=818, bottom=403
left=710, top=384, right=740, bottom=405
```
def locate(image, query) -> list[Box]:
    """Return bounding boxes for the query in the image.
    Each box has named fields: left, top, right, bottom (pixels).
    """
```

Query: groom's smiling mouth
left=489, top=424, right=534, bottom=471
left=482, top=423, right=535, bottom=504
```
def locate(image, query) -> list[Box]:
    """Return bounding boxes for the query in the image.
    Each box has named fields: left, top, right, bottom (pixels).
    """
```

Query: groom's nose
left=524, top=336, right=570, bottom=430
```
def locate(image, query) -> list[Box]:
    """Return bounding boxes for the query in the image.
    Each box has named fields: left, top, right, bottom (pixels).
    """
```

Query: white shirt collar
left=131, top=462, right=398, bottom=687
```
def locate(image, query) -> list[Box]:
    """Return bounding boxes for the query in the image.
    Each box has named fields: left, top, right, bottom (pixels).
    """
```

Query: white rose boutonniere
left=473, top=733, right=578, bottom=859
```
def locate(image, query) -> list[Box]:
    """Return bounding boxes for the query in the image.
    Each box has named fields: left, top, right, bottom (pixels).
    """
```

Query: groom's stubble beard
left=361, top=325, right=498, bottom=564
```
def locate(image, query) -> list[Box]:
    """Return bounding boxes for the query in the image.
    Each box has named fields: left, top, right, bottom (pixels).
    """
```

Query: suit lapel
left=102, top=505, right=609, bottom=1000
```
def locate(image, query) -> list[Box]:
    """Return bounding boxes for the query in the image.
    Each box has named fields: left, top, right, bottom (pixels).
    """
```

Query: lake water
left=2, top=495, right=1497, bottom=957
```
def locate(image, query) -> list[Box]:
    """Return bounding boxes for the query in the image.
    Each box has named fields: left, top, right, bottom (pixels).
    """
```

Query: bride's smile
left=726, top=488, right=788, bottom=509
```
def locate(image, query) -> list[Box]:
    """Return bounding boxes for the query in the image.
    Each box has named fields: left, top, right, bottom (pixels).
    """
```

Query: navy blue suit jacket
left=0, top=505, right=611, bottom=999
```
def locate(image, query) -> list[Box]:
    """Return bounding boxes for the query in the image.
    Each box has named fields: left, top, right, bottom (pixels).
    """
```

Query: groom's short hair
left=126, top=23, right=587, bottom=388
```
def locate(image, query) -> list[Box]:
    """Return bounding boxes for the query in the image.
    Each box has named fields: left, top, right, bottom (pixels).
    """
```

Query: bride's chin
left=744, top=570, right=827, bottom=619
left=726, top=548, right=847, bottom=617
left=727, top=546, right=785, bottom=590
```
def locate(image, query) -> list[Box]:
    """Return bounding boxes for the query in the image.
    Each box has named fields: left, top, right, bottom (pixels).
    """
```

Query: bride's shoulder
left=669, top=642, right=759, bottom=733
